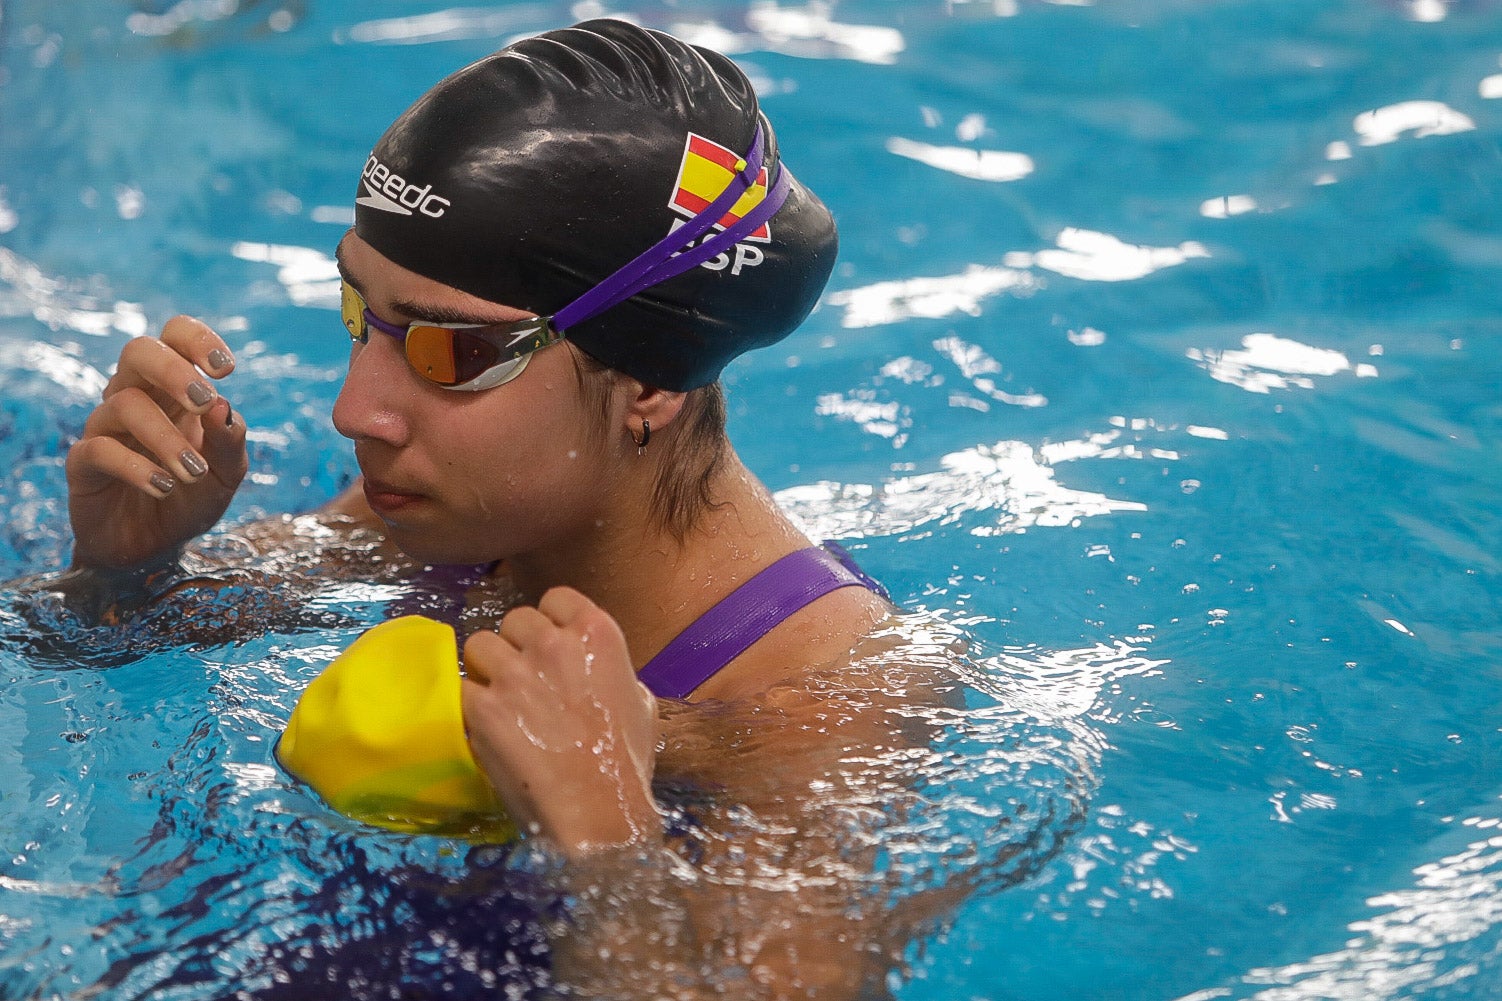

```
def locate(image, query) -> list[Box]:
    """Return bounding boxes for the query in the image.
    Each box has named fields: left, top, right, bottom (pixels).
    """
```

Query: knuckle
left=81, top=394, right=126, bottom=434
left=102, top=385, right=154, bottom=423
left=162, top=315, right=224, bottom=363
left=161, top=314, right=208, bottom=339
left=65, top=435, right=97, bottom=469
left=539, top=584, right=589, bottom=618
left=117, top=335, right=159, bottom=365
left=580, top=605, right=625, bottom=642
left=463, top=629, right=502, bottom=660
left=508, top=604, right=547, bottom=628
left=110, top=384, right=150, bottom=406
left=533, top=628, right=571, bottom=660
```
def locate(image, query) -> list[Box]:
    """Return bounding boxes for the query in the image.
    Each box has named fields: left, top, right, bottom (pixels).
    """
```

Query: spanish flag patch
left=669, top=133, right=772, bottom=241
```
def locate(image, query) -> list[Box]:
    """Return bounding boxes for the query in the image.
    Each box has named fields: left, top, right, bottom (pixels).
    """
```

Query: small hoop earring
left=631, top=419, right=651, bottom=455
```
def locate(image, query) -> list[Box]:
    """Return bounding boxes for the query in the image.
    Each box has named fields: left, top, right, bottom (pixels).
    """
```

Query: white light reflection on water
left=0, top=188, right=18, bottom=235
left=1176, top=818, right=1502, bottom=1001
left=126, top=0, right=240, bottom=38
left=1007, top=228, right=1211, bottom=283
left=335, top=6, right=552, bottom=45
left=987, top=639, right=1167, bottom=724
left=1187, top=333, right=1378, bottom=394
left=0, top=248, right=149, bottom=339
left=815, top=390, right=909, bottom=444
left=885, top=137, right=1035, bottom=182
left=1318, top=98, right=1478, bottom=184
left=230, top=242, right=339, bottom=309
left=933, top=333, right=1048, bottom=408
left=1404, top=0, right=1448, bottom=21
left=1352, top=100, right=1476, bottom=147
left=675, top=5, right=905, bottom=65
left=340, top=5, right=905, bottom=64
left=961, top=640, right=1186, bottom=924
left=1209, top=90, right=1482, bottom=208
left=1200, top=194, right=1260, bottom=219
left=1483, top=67, right=1502, bottom=99
left=828, top=228, right=1208, bottom=328
left=745, top=3, right=904, bottom=63
left=0, top=342, right=108, bottom=399
left=776, top=434, right=1148, bottom=541
left=830, top=332, right=1045, bottom=426
left=827, top=265, right=1037, bottom=328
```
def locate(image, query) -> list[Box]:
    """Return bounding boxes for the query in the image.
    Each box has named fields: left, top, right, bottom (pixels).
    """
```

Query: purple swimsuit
left=406, top=546, right=884, bottom=700
left=636, top=545, right=887, bottom=700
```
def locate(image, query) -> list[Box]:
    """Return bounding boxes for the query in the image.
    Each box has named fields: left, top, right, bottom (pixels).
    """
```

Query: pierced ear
left=622, top=383, right=687, bottom=437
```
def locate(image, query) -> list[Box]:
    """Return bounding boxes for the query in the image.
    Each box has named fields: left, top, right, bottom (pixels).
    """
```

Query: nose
left=332, top=336, right=415, bottom=447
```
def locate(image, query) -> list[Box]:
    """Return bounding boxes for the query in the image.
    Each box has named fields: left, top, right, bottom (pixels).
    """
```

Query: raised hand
left=461, top=586, right=663, bottom=856
left=65, top=315, right=248, bottom=570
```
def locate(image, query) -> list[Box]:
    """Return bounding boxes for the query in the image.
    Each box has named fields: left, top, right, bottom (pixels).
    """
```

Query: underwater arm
left=548, top=692, right=920, bottom=1000
left=548, top=855, right=893, bottom=1000
left=461, top=597, right=934, bottom=998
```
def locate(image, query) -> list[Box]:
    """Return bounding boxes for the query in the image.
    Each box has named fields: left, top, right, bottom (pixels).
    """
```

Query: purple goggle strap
left=552, top=123, right=792, bottom=333
left=637, top=545, right=888, bottom=700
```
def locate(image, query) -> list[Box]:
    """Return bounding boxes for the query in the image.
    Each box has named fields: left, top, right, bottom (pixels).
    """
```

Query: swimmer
left=57, top=19, right=957, bottom=998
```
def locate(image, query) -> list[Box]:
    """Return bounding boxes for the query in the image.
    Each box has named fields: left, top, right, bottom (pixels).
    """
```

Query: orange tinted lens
left=340, top=282, right=366, bottom=342
left=405, top=325, right=501, bottom=387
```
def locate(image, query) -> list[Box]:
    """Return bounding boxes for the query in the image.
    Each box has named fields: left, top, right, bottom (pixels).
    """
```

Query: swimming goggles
left=342, top=282, right=560, bottom=390
left=343, top=123, right=791, bottom=391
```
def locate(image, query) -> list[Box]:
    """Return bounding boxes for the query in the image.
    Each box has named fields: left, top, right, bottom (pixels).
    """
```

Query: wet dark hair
left=569, top=347, right=727, bottom=542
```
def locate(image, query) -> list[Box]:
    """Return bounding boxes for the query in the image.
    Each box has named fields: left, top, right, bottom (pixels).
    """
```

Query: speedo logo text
left=357, top=155, right=452, bottom=219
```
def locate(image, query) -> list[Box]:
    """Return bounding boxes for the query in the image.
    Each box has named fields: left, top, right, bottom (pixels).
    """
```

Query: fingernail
left=225, top=403, right=235, bottom=427
left=207, top=348, right=233, bottom=372
left=187, top=381, right=215, bottom=407
left=150, top=472, right=176, bottom=495
left=180, top=450, right=207, bottom=477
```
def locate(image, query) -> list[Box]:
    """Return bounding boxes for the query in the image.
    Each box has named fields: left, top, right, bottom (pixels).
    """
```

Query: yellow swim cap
left=277, top=615, right=513, bottom=840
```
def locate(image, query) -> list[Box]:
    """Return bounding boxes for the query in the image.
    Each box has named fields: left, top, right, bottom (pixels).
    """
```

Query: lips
left=361, top=476, right=426, bottom=516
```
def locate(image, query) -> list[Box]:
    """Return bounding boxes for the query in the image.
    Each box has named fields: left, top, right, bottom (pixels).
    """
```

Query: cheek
left=435, top=403, right=605, bottom=514
left=443, top=450, right=602, bottom=558
left=425, top=356, right=611, bottom=506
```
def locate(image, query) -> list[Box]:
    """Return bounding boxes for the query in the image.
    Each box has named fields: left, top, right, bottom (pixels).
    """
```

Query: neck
left=501, top=450, right=811, bottom=668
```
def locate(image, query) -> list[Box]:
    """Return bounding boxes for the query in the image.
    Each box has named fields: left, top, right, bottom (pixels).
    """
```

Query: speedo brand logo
left=357, top=155, right=452, bottom=219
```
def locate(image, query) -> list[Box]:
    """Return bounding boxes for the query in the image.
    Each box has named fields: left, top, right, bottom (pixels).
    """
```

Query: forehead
left=335, top=230, right=535, bottom=323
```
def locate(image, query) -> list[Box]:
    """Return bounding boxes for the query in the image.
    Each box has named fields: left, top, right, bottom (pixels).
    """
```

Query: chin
left=387, top=528, right=500, bottom=568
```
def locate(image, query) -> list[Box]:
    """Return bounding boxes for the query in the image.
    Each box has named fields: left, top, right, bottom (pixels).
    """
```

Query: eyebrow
left=333, top=239, right=361, bottom=294
left=384, top=297, right=509, bottom=327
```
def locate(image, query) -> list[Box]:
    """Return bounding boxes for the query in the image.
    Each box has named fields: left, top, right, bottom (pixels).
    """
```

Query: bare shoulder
left=689, top=583, right=906, bottom=703
left=659, top=599, right=965, bottom=795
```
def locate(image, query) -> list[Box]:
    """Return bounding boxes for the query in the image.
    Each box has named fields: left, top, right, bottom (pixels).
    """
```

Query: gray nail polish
left=187, top=381, right=215, bottom=407
left=180, top=450, right=207, bottom=477
left=207, top=349, right=233, bottom=371
left=150, top=472, right=176, bottom=495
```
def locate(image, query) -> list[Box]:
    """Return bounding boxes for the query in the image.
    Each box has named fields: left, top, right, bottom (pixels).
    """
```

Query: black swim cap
left=352, top=19, right=838, bottom=391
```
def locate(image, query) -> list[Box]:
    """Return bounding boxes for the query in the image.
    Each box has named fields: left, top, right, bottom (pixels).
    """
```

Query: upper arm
left=628, top=677, right=947, bottom=994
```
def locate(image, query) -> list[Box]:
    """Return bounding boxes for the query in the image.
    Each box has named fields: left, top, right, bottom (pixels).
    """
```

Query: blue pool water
left=3, top=1, right=1502, bottom=998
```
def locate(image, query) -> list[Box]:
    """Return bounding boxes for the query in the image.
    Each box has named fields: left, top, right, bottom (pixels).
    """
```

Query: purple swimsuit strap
left=637, top=545, right=885, bottom=700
